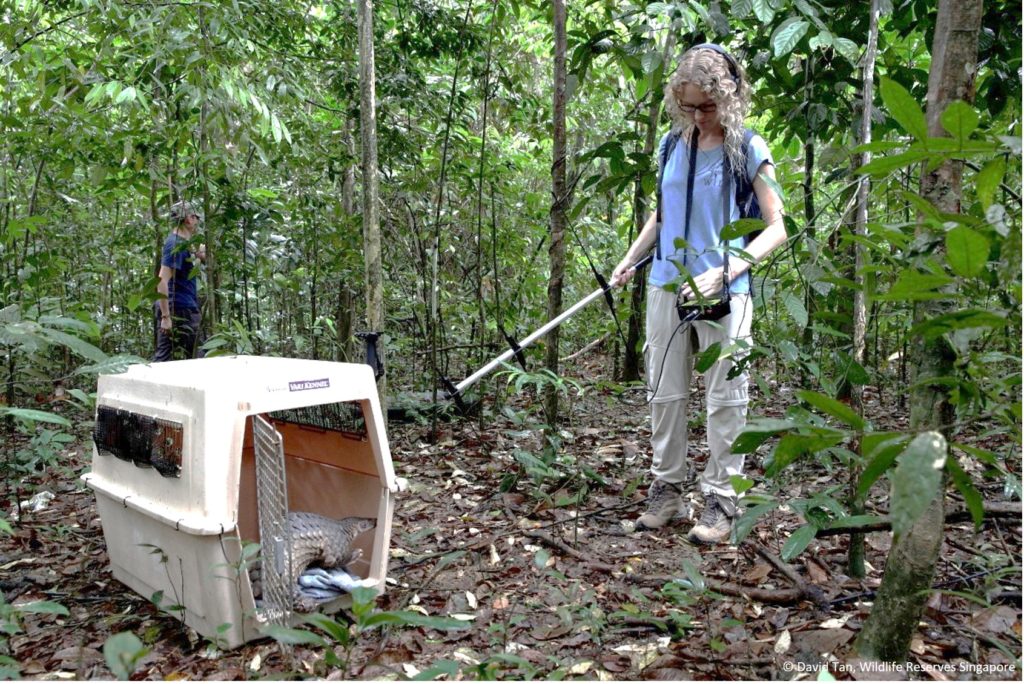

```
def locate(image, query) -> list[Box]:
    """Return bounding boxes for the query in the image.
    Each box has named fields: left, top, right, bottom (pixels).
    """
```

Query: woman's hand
left=611, top=258, right=636, bottom=287
left=679, top=265, right=728, bottom=301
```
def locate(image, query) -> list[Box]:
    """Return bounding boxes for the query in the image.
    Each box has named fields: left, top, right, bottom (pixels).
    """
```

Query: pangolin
left=249, top=512, right=376, bottom=611
left=287, top=511, right=376, bottom=574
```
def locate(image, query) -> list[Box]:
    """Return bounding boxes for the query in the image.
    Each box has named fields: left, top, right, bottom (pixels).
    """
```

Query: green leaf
left=15, top=600, right=69, bottom=616
left=75, top=354, right=146, bottom=377
left=945, top=458, right=983, bottom=530
left=0, top=407, right=71, bottom=426
left=824, top=514, right=889, bottom=531
left=641, top=51, right=662, bottom=75
left=833, top=37, right=859, bottom=64
left=361, top=611, right=473, bottom=631
left=771, top=17, right=810, bottom=58
left=782, top=291, right=808, bottom=328
left=695, top=341, right=722, bottom=373
left=752, top=0, right=775, bottom=23
left=858, top=434, right=910, bottom=498
left=808, top=30, right=832, bottom=51
left=411, top=660, right=461, bottom=681
left=952, top=443, right=999, bottom=467
left=729, top=475, right=754, bottom=496
left=856, top=149, right=930, bottom=175
left=731, top=429, right=776, bottom=455
left=103, top=632, right=149, bottom=681
left=795, top=390, right=865, bottom=431
left=975, top=158, right=1006, bottom=211
left=939, top=101, right=979, bottom=142
left=114, top=86, right=137, bottom=104
left=909, top=309, right=1006, bottom=340
left=38, top=328, right=108, bottom=363
left=731, top=418, right=799, bottom=454
left=890, top=431, right=947, bottom=538
left=766, top=432, right=845, bottom=477
left=302, top=613, right=351, bottom=646
left=780, top=524, right=817, bottom=561
left=270, top=113, right=283, bottom=143
left=260, top=625, right=328, bottom=646
left=834, top=350, right=871, bottom=385
left=733, top=501, right=779, bottom=542
left=721, top=218, right=766, bottom=241
left=945, top=226, right=990, bottom=278
left=879, top=77, right=928, bottom=142
left=874, top=269, right=952, bottom=302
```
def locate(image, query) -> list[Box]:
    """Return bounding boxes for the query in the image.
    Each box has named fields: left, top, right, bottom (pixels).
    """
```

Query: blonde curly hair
left=663, top=45, right=752, bottom=171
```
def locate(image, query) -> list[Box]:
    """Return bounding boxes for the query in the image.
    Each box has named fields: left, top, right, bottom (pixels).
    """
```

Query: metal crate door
left=252, top=415, right=293, bottom=624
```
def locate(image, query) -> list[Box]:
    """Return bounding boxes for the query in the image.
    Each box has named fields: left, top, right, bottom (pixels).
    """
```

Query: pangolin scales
left=287, top=511, right=376, bottom=575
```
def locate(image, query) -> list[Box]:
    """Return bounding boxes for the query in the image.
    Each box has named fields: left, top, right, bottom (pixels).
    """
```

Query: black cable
left=645, top=318, right=689, bottom=404
left=643, top=291, right=754, bottom=404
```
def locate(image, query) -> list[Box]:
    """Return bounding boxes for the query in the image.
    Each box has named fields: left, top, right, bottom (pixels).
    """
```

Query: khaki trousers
left=644, top=287, right=753, bottom=516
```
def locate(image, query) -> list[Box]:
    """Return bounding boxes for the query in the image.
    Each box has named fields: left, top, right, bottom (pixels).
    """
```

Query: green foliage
left=889, top=432, right=947, bottom=539
left=0, top=595, right=69, bottom=679
left=0, top=4, right=1020, bottom=662
left=103, top=632, right=150, bottom=680
left=262, top=586, right=471, bottom=678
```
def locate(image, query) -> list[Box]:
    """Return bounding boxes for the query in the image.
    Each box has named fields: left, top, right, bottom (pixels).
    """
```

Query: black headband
left=691, top=43, right=741, bottom=85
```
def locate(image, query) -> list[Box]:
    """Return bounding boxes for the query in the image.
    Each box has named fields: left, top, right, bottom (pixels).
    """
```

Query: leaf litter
left=1, top=355, right=1020, bottom=680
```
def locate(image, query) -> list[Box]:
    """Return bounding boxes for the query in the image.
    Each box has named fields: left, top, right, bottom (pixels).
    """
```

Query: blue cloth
left=160, top=233, right=199, bottom=311
left=296, top=567, right=368, bottom=603
left=649, top=131, right=773, bottom=295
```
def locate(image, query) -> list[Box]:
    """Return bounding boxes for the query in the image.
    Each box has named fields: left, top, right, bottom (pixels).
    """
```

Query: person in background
left=153, top=200, right=206, bottom=362
left=611, top=44, right=788, bottom=544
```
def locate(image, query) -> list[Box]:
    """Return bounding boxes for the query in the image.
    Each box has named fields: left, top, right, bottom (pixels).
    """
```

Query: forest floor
left=2, top=350, right=1022, bottom=681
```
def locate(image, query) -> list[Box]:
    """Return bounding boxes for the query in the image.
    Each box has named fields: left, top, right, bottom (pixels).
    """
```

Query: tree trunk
left=427, top=1, right=473, bottom=437
left=799, top=56, right=816, bottom=390
left=336, top=117, right=356, bottom=363
left=474, top=1, right=498, bottom=377
left=358, top=0, right=386, bottom=406
left=543, top=0, right=568, bottom=426
left=622, top=31, right=675, bottom=382
left=854, top=0, right=983, bottom=662
left=848, top=0, right=880, bottom=580
left=197, top=3, right=219, bottom=330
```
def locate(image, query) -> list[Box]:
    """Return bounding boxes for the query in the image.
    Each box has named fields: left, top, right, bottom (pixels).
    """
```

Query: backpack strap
left=655, top=130, right=681, bottom=261
left=681, top=129, right=699, bottom=267
left=719, top=146, right=733, bottom=299
left=735, top=128, right=760, bottom=244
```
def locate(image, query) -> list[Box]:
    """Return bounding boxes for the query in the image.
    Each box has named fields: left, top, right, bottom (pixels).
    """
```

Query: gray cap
left=169, top=200, right=200, bottom=223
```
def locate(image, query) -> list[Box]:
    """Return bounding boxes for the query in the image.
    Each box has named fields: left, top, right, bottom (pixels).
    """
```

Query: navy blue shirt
left=161, top=233, right=200, bottom=311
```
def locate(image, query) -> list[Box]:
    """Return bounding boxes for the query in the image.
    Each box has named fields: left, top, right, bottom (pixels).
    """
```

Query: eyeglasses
left=679, top=101, right=718, bottom=114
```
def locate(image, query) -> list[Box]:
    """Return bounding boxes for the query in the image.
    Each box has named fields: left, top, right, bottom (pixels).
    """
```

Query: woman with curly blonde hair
left=611, top=43, right=788, bottom=544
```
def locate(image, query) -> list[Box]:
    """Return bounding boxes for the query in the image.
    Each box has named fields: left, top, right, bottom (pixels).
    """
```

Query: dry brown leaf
left=794, top=628, right=855, bottom=658
left=743, top=563, right=773, bottom=584
left=804, top=558, right=830, bottom=584
left=970, top=605, right=1019, bottom=634
left=52, top=646, right=103, bottom=668
left=599, top=654, right=631, bottom=673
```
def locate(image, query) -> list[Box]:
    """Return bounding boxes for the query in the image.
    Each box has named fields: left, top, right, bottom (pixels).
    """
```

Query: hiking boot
left=686, top=498, right=733, bottom=545
left=636, top=479, right=683, bottom=530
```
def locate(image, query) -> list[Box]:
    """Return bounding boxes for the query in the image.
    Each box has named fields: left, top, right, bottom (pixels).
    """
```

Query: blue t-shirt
left=160, top=233, right=200, bottom=311
left=649, top=131, right=774, bottom=295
